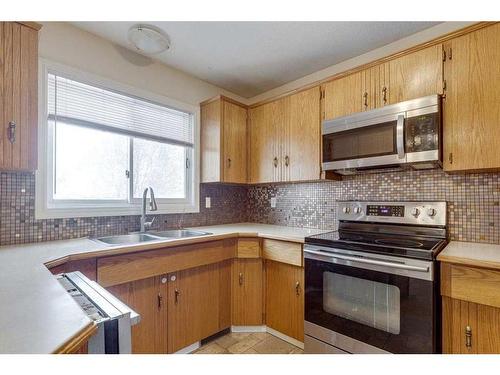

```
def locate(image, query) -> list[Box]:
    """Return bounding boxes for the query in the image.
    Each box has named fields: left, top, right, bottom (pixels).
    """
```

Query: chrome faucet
left=140, top=187, right=158, bottom=232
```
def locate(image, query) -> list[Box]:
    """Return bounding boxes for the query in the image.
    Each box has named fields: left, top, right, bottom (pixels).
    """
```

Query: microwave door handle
left=396, top=114, right=405, bottom=159
left=304, top=248, right=429, bottom=272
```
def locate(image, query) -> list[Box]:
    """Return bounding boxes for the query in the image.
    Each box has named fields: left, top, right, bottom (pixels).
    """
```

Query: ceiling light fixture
left=127, top=24, right=170, bottom=55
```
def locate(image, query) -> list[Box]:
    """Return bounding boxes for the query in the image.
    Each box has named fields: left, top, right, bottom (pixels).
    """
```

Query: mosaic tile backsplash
left=248, top=169, right=500, bottom=244
left=1, top=169, right=500, bottom=246
left=0, top=172, right=247, bottom=246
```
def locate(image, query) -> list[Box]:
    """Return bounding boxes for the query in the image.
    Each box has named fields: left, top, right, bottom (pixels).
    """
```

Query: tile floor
left=193, top=332, right=303, bottom=354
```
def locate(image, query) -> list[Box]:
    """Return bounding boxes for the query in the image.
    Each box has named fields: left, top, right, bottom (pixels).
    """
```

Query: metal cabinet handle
left=363, top=92, right=368, bottom=108
left=465, top=326, right=472, bottom=348
left=157, top=293, right=163, bottom=309
left=285, top=155, right=290, bottom=167
left=382, top=87, right=387, bottom=104
left=239, top=272, right=244, bottom=286
left=174, top=289, right=180, bottom=304
left=295, top=281, right=300, bottom=296
left=448, top=153, right=453, bottom=165
left=227, top=158, right=231, bottom=168
left=8, top=121, right=16, bottom=143
left=273, top=157, right=278, bottom=168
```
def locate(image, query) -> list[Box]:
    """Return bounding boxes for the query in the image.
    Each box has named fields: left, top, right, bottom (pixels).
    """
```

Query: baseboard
left=174, top=341, right=200, bottom=354
left=266, top=327, right=305, bottom=349
left=231, top=325, right=266, bottom=333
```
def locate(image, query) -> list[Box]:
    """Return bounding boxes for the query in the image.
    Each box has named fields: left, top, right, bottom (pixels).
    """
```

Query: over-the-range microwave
left=322, top=95, right=442, bottom=175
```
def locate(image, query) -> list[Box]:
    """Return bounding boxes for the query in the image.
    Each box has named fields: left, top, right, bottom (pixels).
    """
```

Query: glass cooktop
left=305, top=230, right=447, bottom=260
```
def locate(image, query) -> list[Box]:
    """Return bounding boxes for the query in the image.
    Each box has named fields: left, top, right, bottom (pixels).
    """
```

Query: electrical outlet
left=205, top=197, right=211, bottom=208
left=270, top=197, right=277, bottom=208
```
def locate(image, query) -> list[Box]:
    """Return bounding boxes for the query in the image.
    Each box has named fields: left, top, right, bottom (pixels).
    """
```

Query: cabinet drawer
left=237, top=238, right=261, bottom=258
left=441, top=262, right=500, bottom=309
left=97, top=239, right=235, bottom=287
left=262, top=239, right=302, bottom=267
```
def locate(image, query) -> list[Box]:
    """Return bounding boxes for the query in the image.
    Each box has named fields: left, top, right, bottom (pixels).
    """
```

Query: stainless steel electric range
left=304, top=201, right=447, bottom=354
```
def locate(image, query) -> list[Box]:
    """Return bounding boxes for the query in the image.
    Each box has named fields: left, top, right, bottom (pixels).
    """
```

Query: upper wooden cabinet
left=0, top=22, right=39, bottom=171
left=442, top=23, right=500, bottom=172
left=323, top=71, right=363, bottom=120
left=200, top=96, right=248, bottom=183
left=248, top=98, right=284, bottom=183
left=249, top=87, right=321, bottom=184
left=388, top=44, right=443, bottom=104
left=322, top=45, right=443, bottom=121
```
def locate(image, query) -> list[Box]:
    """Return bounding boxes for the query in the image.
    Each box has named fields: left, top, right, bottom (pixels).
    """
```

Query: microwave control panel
left=405, top=112, right=440, bottom=153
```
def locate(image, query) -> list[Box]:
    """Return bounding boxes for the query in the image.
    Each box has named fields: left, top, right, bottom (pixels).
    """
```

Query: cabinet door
left=286, top=87, right=321, bottom=182
left=167, top=263, right=220, bottom=353
left=322, top=71, right=363, bottom=120
left=0, top=22, right=38, bottom=171
left=107, top=275, right=168, bottom=354
left=200, top=99, right=221, bottom=182
left=388, top=44, right=443, bottom=104
left=231, top=259, right=263, bottom=326
left=476, top=303, right=500, bottom=353
left=248, top=100, right=284, bottom=183
left=265, top=260, right=304, bottom=342
left=443, top=24, right=500, bottom=172
left=222, top=100, right=247, bottom=183
left=443, top=297, right=500, bottom=354
left=362, top=63, right=390, bottom=109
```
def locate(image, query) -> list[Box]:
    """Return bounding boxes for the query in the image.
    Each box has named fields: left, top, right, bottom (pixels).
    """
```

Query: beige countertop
left=437, top=241, right=500, bottom=270
left=0, top=223, right=328, bottom=354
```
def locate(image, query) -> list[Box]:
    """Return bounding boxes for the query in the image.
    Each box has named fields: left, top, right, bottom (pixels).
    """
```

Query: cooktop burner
left=305, top=230, right=447, bottom=260
left=373, top=238, right=424, bottom=248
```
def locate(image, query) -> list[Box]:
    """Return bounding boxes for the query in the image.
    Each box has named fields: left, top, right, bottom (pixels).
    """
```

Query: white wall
left=38, top=22, right=248, bottom=106
left=248, top=22, right=476, bottom=104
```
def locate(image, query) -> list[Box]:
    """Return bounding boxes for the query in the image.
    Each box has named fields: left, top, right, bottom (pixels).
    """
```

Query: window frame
left=36, top=59, right=200, bottom=219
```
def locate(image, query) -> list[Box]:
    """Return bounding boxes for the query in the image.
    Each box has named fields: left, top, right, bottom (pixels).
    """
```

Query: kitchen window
left=36, top=61, right=199, bottom=219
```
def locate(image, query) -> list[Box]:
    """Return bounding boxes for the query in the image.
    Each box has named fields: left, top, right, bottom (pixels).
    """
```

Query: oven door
left=322, top=112, right=406, bottom=171
left=304, top=245, right=438, bottom=354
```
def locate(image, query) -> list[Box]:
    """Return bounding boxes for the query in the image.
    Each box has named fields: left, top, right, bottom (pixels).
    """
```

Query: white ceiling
left=72, top=22, right=441, bottom=98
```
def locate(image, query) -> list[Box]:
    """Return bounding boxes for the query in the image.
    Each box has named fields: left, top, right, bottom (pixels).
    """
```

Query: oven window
left=323, top=121, right=397, bottom=162
left=323, top=272, right=401, bottom=334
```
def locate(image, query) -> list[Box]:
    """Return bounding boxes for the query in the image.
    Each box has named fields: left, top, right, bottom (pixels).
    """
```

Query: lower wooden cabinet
left=231, top=258, right=263, bottom=326
left=167, top=262, right=231, bottom=353
left=265, top=260, right=304, bottom=341
left=443, top=296, right=500, bottom=354
left=441, top=261, right=500, bottom=353
left=107, top=275, right=168, bottom=353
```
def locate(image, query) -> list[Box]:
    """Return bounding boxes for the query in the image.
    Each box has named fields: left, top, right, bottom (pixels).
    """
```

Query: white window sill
left=34, top=203, right=200, bottom=220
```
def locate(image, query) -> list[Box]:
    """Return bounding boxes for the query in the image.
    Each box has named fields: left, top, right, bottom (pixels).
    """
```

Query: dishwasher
left=57, top=271, right=140, bottom=354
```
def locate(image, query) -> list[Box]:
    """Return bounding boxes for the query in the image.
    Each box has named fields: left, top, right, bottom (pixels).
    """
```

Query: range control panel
left=338, top=201, right=446, bottom=226
left=367, top=205, right=404, bottom=217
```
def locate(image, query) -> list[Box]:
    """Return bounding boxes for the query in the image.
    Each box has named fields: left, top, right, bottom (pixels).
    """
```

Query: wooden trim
left=262, top=239, right=302, bottom=267
left=16, top=22, right=42, bottom=31
left=236, top=238, right=261, bottom=258
left=249, top=22, right=496, bottom=109
left=441, top=262, right=500, bottom=309
left=97, top=239, right=236, bottom=287
left=200, top=94, right=248, bottom=109
left=439, top=255, right=500, bottom=272
left=54, top=322, right=97, bottom=354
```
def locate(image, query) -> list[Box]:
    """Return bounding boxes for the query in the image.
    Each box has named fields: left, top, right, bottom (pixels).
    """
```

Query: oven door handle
left=304, top=248, right=429, bottom=273
left=396, top=114, right=405, bottom=159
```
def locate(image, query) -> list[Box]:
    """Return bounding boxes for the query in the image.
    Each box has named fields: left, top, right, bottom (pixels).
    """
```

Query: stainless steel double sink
left=94, top=229, right=212, bottom=246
